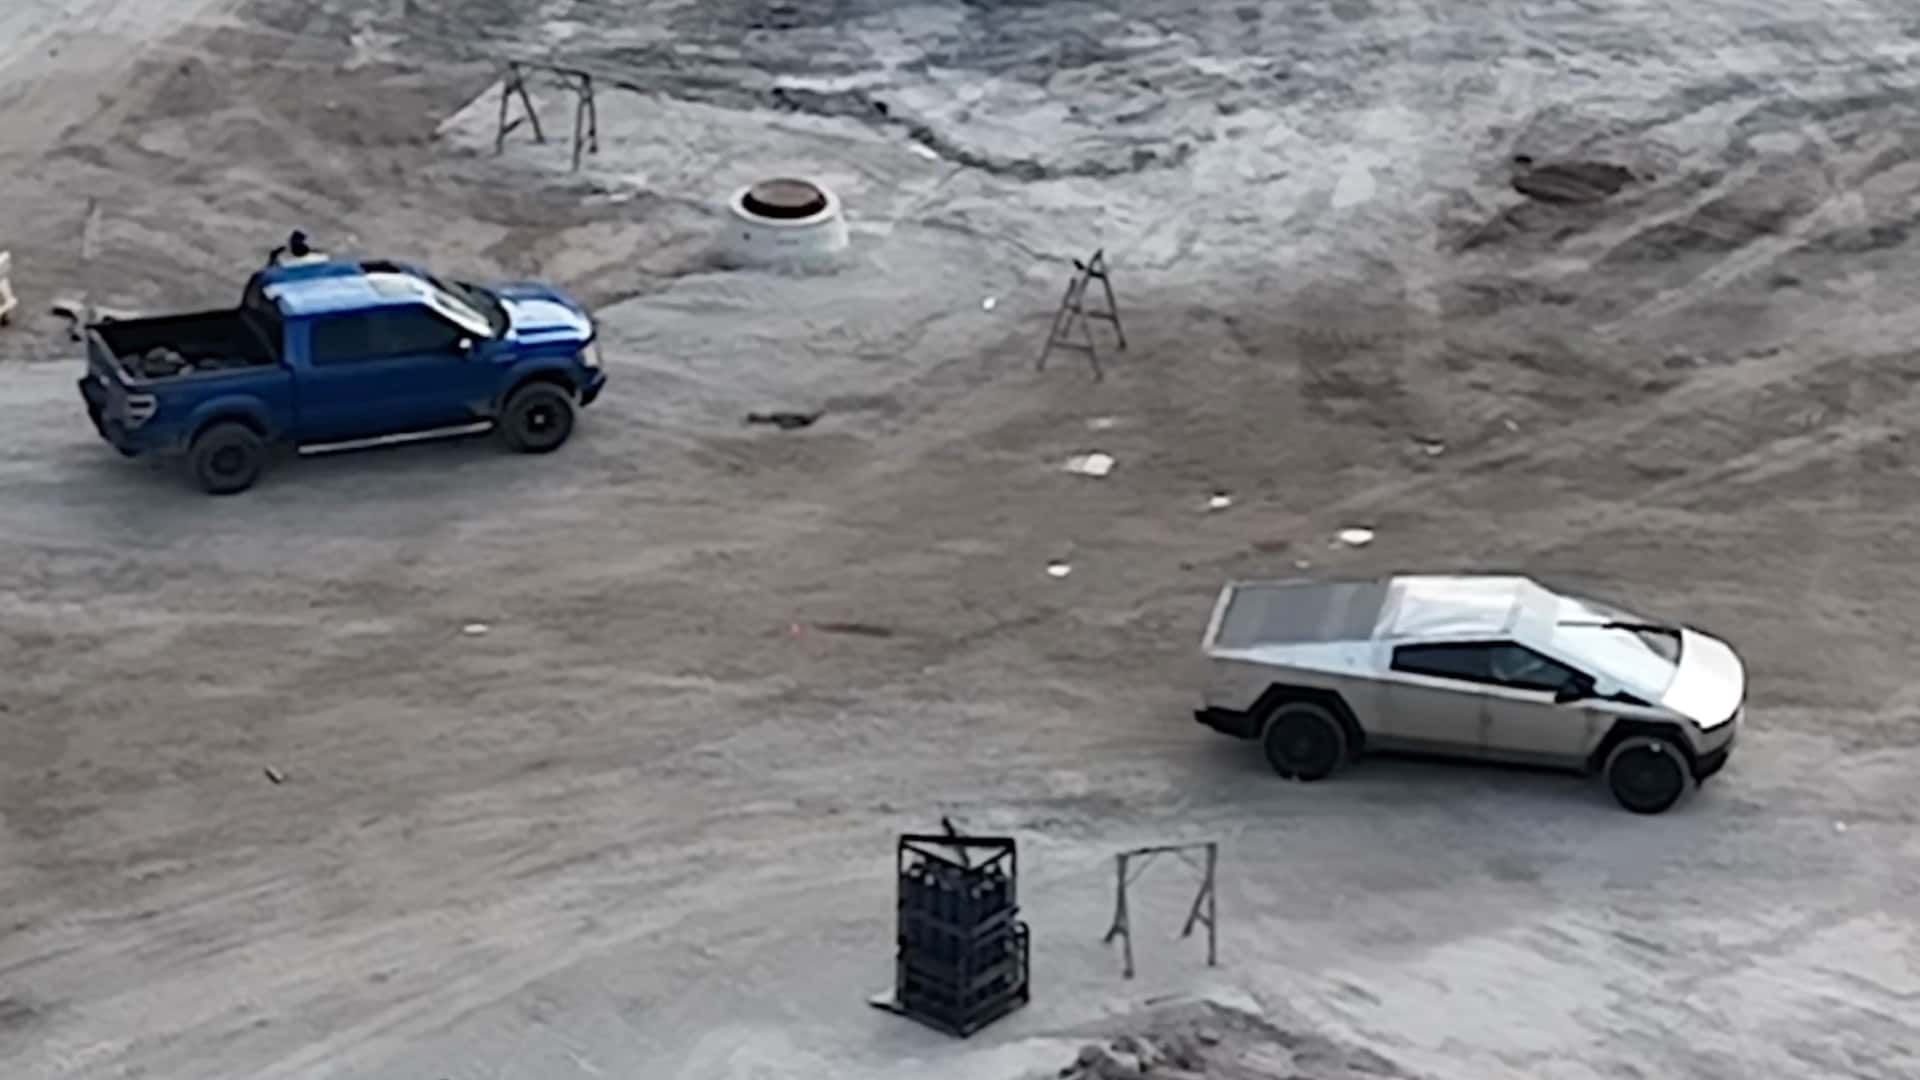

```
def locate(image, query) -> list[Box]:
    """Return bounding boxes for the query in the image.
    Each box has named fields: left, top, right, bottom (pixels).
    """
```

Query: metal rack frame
left=873, top=831, right=1030, bottom=1038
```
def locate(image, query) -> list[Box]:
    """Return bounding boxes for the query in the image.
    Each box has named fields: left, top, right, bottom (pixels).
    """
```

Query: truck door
left=1382, top=642, right=1495, bottom=754
left=1478, top=644, right=1607, bottom=766
left=299, top=307, right=491, bottom=442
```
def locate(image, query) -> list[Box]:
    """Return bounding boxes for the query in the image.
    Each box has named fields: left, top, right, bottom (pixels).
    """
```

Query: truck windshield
left=1560, top=621, right=1681, bottom=661
left=420, top=272, right=507, bottom=338
left=1552, top=592, right=1683, bottom=693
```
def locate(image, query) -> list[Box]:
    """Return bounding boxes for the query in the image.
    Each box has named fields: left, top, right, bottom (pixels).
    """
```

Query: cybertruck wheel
left=1261, top=702, right=1348, bottom=782
left=499, top=384, right=576, bottom=454
left=1605, top=736, right=1690, bottom=814
left=188, top=422, right=264, bottom=495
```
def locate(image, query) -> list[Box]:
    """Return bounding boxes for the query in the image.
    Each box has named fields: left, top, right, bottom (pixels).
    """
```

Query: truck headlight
left=584, top=340, right=603, bottom=368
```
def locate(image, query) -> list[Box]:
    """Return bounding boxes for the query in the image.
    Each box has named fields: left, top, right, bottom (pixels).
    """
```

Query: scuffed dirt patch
left=0, top=995, right=41, bottom=1033
left=1025, top=1000, right=1424, bottom=1080
left=1509, top=156, right=1641, bottom=205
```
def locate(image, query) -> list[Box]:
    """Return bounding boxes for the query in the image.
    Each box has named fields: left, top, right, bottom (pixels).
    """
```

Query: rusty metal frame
left=1101, top=841, right=1217, bottom=979
left=494, top=60, right=600, bottom=171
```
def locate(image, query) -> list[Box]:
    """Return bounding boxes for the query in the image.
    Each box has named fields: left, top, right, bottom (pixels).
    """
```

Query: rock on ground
left=1034, top=1000, right=1423, bottom=1080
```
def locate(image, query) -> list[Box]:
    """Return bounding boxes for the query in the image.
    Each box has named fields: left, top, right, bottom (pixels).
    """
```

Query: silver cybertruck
left=1194, top=575, right=1745, bottom=813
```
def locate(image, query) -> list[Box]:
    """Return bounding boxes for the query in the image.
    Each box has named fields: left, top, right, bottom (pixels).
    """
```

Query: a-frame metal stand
left=494, top=60, right=600, bottom=171
left=1037, top=248, right=1127, bottom=381
left=1102, top=841, right=1217, bottom=979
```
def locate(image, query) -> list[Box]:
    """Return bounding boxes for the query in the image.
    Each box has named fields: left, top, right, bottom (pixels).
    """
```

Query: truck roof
left=1205, top=575, right=1556, bottom=654
left=252, top=260, right=443, bottom=317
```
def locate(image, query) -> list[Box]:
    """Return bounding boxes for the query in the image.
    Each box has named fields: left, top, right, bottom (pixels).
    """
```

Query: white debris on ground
left=0, top=250, right=17, bottom=326
left=1335, top=528, right=1375, bottom=547
left=1065, top=452, right=1116, bottom=477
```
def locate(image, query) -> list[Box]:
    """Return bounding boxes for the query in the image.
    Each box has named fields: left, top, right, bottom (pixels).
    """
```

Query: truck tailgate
left=80, top=330, right=156, bottom=434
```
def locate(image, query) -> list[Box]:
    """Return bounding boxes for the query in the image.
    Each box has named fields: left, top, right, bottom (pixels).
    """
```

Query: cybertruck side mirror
left=1554, top=676, right=1594, bottom=705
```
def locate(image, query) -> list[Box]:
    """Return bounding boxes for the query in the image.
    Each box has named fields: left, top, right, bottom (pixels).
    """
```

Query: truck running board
left=298, top=422, right=493, bottom=456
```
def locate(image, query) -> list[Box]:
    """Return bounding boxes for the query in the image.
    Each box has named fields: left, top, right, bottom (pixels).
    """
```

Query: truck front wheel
left=499, top=384, right=576, bottom=454
left=188, top=422, right=265, bottom=495
left=1604, top=736, right=1691, bottom=814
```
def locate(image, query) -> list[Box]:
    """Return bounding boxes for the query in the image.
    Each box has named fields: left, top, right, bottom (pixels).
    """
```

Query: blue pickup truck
left=78, top=258, right=607, bottom=493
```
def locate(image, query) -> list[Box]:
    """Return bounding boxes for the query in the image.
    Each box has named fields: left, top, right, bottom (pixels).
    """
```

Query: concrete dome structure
left=720, top=177, right=849, bottom=268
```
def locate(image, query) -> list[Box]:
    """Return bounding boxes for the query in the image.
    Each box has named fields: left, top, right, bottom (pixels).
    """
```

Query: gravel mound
left=1029, top=1000, right=1424, bottom=1080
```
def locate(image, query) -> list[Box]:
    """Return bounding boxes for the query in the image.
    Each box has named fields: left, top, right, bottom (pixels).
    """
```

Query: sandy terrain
left=2, top=1, right=1919, bottom=1078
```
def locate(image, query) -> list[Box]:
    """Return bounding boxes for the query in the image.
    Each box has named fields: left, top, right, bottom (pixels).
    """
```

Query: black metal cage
left=884, top=832, right=1029, bottom=1037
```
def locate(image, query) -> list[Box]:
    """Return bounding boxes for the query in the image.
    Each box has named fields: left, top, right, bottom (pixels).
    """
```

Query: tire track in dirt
left=1597, top=129, right=1919, bottom=331
left=0, top=0, right=244, bottom=154
left=1133, top=338, right=1851, bottom=571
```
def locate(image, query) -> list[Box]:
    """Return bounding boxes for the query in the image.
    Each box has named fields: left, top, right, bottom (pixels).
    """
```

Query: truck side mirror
left=1554, top=677, right=1593, bottom=705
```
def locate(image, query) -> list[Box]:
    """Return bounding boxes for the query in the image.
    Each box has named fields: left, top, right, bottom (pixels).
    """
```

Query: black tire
left=188, top=422, right=265, bottom=495
left=1261, top=702, right=1348, bottom=782
left=499, top=383, right=576, bottom=454
left=1605, top=737, right=1690, bottom=814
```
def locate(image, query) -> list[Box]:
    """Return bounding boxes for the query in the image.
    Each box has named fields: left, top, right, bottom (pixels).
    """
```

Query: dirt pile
left=1032, top=1001, right=1422, bottom=1080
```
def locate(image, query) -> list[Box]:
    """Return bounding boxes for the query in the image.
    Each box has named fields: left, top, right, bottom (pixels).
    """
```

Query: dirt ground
left=2, top=1, right=1919, bottom=1078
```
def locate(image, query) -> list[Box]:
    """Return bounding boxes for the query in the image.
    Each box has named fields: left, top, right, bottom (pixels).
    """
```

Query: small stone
left=1074, top=1046, right=1144, bottom=1080
left=1122, top=1036, right=1165, bottom=1069
left=1196, top=1026, right=1222, bottom=1045
left=1155, top=1034, right=1204, bottom=1070
left=263, top=767, right=286, bottom=785
left=462, top=623, right=490, bottom=636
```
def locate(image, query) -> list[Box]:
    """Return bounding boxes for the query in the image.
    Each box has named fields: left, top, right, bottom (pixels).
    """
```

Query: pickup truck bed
left=95, top=309, right=278, bottom=379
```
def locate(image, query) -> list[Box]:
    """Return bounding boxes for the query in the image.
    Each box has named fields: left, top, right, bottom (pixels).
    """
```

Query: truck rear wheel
left=188, top=422, right=265, bottom=495
left=1605, top=736, right=1690, bottom=814
left=1261, top=702, right=1348, bottom=782
left=499, top=384, right=576, bottom=454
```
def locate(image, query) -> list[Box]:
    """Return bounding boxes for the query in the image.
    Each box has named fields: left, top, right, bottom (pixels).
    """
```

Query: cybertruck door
left=1479, top=644, right=1608, bottom=767
left=1380, top=642, right=1496, bottom=755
